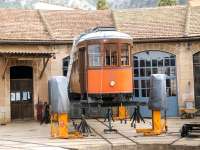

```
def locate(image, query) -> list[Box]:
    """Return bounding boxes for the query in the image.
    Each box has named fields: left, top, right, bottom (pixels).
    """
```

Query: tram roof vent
left=77, top=26, right=116, bottom=41
left=88, top=26, right=116, bottom=33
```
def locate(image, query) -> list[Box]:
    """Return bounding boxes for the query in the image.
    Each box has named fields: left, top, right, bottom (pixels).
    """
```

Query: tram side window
left=105, top=44, right=118, bottom=66
left=121, top=44, right=130, bottom=66
left=88, top=44, right=102, bottom=67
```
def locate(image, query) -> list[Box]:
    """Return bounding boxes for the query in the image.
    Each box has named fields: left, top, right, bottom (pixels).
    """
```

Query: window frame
left=133, top=51, right=177, bottom=98
left=87, top=43, right=103, bottom=67
left=119, top=43, right=131, bottom=67
left=85, top=40, right=132, bottom=69
left=104, top=43, right=119, bottom=67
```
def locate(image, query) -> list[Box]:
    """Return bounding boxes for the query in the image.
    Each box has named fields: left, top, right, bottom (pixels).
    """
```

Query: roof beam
left=0, top=39, right=73, bottom=45
left=184, top=3, right=191, bottom=36
left=38, top=10, right=55, bottom=40
left=132, top=36, right=200, bottom=43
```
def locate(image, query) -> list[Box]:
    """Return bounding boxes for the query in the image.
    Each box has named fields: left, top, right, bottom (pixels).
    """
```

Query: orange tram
left=70, top=27, right=133, bottom=117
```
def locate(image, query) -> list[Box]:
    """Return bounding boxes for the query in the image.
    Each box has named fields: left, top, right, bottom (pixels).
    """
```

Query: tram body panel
left=87, top=67, right=133, bottom=94
left=70, top=49, right=87, bottom=94
left=70, top=60, right=81, bottom=94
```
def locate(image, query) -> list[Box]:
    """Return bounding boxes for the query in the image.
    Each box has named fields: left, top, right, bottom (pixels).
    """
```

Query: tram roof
left=76, top=30, right=132, bottom=45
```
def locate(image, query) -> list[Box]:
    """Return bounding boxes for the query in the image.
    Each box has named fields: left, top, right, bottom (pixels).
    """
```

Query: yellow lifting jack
left=114, top=103, right=129, bottom=122
left=51, top=113, right=82, bottom=139
left=136, top=74, right=168, bottom=136
left=136, top=110, right=167, bottom=136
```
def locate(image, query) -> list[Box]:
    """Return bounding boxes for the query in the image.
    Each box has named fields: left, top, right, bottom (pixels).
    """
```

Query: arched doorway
left=193, top=52, right=200, bottom=109
left=133, top=51, right=178, bottom=117
left=10, top=66, right=33, bottom=120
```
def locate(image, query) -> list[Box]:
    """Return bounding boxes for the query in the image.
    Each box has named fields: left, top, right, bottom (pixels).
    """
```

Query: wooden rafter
left=2, top=58, right=8, bottom=79
left=39, top=58, right=50, bottom=79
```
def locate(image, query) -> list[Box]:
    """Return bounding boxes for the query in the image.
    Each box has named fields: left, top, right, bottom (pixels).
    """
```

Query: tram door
left=79, top=47, right=86, bottom=93
left=10, top=66, right=33, bottom=120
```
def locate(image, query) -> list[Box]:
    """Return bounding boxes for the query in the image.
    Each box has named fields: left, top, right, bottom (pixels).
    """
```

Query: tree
left=158, top=0, right=177, bottom=6
left=97, top=0, right=108, bottom=10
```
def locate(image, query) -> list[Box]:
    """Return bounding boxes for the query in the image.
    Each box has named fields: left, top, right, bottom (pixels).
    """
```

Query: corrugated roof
left=0, top=45, right=54, bottom=57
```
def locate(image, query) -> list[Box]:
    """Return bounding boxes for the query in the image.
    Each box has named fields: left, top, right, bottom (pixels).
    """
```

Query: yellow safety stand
left=114, top=103, right=129, bottom=121
left=136, top=110, right=167, bottom=136
left=51, top=113, right=82, bottom=139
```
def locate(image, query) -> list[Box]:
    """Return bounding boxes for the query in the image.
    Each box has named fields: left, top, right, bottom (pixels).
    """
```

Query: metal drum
left=48, top=76, right=70, bottom=113
left=149, top=74, right=167, bottom=111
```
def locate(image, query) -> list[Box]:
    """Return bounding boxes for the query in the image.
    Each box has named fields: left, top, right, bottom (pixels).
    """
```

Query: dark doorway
left=10, top=66, right=34, bottom=120
left=193, top=53, right=200, bottom=108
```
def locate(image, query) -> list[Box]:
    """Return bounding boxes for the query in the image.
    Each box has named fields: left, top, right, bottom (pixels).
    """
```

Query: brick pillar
left=176, top=43, right=195, bottom=110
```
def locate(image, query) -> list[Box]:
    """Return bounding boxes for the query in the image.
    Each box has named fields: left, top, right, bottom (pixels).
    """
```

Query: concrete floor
left=0, top=118, right=200, bottom=150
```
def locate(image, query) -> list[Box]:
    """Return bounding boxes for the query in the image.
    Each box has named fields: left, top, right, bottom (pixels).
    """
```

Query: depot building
left=1, top=2, right=200, bottom=123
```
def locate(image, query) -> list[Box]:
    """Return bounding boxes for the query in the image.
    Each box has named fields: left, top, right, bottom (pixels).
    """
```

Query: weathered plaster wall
left=0, top=41, right=199, bottom=123
left=0, top=44, right=70, bottom=123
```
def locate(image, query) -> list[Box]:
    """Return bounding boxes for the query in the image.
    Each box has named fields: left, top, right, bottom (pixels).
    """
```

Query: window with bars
left=63, top=56, right=70, bottom=76
left=120, top=44, right=130, bottom=66
left=105, top=44, right=118, bottom=66
left=133, top=51, right=176, bottom=98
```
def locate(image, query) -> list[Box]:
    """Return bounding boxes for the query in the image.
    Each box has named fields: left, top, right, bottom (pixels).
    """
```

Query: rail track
left=94, top=119, right=138, bottom=144
left=92, top=119, right=185, bottom=147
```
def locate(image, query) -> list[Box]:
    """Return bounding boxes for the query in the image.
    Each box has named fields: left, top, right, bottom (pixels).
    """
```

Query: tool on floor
left=130, top=104, right=145, bottom=128
left=75, top=115, right=93, bottom=136
left=49, top=76, right=81, bottom=139
left=181, top=123, right=200, bottom=137
left=104, top=107, right=118, bottom=133
left=136, top=74, right=167, bottom=136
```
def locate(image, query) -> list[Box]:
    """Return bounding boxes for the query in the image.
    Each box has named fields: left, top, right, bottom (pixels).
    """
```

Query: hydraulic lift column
left=136, top=74, right=167, bottom=136
left=49, top=76, right=81, bottom=138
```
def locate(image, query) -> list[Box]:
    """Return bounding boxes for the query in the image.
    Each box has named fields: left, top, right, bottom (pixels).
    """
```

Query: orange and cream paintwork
left=87, top=67, right=133, bottom=94
left=70, top=28, right=133, bottom=96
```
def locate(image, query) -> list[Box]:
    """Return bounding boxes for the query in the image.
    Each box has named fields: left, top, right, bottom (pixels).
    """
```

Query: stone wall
left=0, top=41, right=199, bottom=123
left=0, top=58, right=10, bottom=123
left=132, top=41, right=199, bottom=112
left=0, top=44, right=70, bottom=123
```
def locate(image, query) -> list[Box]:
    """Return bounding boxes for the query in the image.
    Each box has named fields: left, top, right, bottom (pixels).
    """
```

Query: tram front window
left=105, top=44, right=118, bottom=66
left=120, top=44, right=130, bottom=66
left=88, top=44, right=102, bottom=67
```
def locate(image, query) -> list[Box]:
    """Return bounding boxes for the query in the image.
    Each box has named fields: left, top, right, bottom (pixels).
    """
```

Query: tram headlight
left=110, top=80, right=116, bottom=87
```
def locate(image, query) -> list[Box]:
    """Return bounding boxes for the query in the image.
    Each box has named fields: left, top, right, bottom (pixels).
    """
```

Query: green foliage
left=158, top=0, right=177, bottom=6
left=97, top=0, right=108, bottom=10
left=0, top=2, right=21, bottom=8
